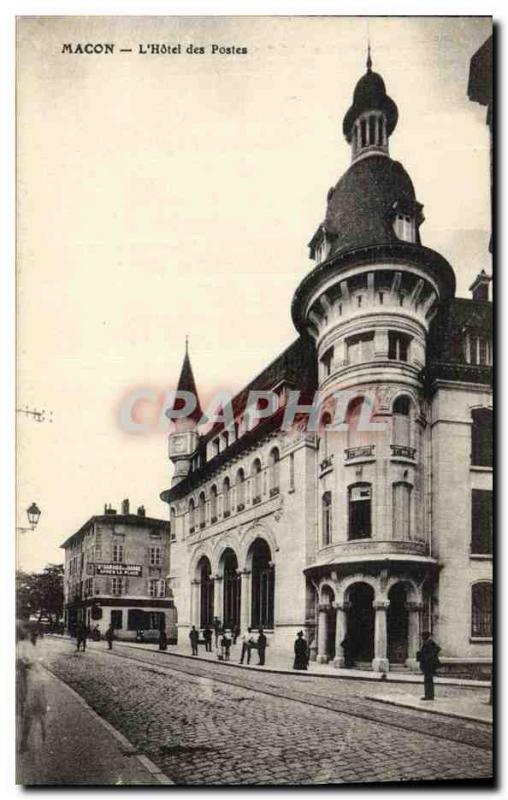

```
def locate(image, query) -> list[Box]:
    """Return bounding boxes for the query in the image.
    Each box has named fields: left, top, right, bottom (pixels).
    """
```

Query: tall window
left=393, top=213, right=415, bottom=242
left=198, top=557, right=214, bottom=628
left=112, top=542, right=124, bottom=563
left=222, top=549, right=240, bottom=630
left=149, top=546, right=161, bottom=566
left=188, top=499, right=195, bottom=532
left=251, top=459, right=262, bottom=501
left=112, top=577, right=124, bottom=596
left=223, top=477, right=231, bottom=516
left=236, top=468, right=246, bottom=510
left=471, top=582, right=493, bottom=638
left=471, top=490, right=493, bottom=555
left=210, top=485, right=218, bottom=522
left=198, top=492, right=206, bottom=528
left=393, top=482, right=412, bottom=539
left=320, top=347, right=334, bottom=378
left=250, top=539, right=274, bottom=629
left=346, top=396, right=371, bottom=449
left=464, top=333, right=492, bottom=366
left=388, top=331, right=411, bottom=362
left=471, top=408, right=493, bottom=467
left=349, top=484, right=372, bottom=539
left=347, top=333, right=374, bottom=365
left=149, top=579, right=165, bottom=598
left=320, top=412, right=332, bottom=459
left=393, top=396, right=411, bottom=447
left=322, top=492, right=332, bottom=545
left=269, top=448, right=280, bottom=494
left=170, top=507, right=176, bottom=541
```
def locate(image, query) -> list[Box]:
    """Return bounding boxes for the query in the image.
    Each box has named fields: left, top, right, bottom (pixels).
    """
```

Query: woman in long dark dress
left=293, top=631, right=309, bottom=670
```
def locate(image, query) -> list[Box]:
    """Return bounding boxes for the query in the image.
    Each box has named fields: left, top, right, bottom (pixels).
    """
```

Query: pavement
left=16, top=643, right=171, bottom=785
left=32, top=636, right=492, bottom=786
left=364, top=692, right=492, bottom=725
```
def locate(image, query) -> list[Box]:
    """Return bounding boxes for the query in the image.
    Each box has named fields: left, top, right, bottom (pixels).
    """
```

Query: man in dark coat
left=341, top=632, right=354, bottom=668
left=189, top=626, right=199, bottom=656
left=293, top=631, right=309, bottom=670
left=213, top=617, right=222, bottom=649
left=203, top=626, right=213, bottom=652
left=76, top=622, right=87, bottom=652
left=159, top=629, right=168, bottom=651
left=416, top=631, right=441, bottom=700
left=257, top=629, right=267, bottom=666
left=105, top=624, right=114, bottom=650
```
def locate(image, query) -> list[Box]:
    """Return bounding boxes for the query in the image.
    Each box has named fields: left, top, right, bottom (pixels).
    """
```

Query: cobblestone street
left=28, top=637, right=493, bottom=786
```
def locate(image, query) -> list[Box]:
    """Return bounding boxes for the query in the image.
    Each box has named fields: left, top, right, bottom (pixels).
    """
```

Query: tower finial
left=366, top=41, right=372, bottom=73
left=185, top=334, right=189, bottom=355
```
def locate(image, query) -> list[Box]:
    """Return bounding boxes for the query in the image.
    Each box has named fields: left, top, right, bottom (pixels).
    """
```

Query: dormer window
left=393, top=213, right=415, bottom=242
left=464, top=332, right=492, bottom=366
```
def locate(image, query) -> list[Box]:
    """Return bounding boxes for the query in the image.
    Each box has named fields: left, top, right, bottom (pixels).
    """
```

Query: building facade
left=61, top=499, right=176, bottom=642
left=161, top=51, right=492, bottom=676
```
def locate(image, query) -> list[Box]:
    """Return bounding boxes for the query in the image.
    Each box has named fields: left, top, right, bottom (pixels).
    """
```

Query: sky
left=16, top=15, right=492, bottom=572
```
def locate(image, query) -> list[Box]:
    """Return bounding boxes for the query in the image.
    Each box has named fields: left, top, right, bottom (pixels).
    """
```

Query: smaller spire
left=366, top=41, right=372, bottom=73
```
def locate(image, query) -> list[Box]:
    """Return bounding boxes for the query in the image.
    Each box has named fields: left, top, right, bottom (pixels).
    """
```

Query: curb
left=364, top=694, right=493, bottom=726
left=42, top=664, right=174, bottom=785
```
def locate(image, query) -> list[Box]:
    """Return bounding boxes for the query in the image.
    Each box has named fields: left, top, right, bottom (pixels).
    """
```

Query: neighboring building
left=61, top=499, right=176, bottom=641
left=161, top=49, right=492, bottom=676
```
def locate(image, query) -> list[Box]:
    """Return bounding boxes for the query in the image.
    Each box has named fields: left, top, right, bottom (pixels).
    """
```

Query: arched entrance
left=387, top=583, right=409, bottom=663
left=250, top=539, right=274, bottom=629
left=197, top=556, right=214, bottom=628
left=221, top=549, right=241, bottom=630
left=346, top=583, right=375, bottom=663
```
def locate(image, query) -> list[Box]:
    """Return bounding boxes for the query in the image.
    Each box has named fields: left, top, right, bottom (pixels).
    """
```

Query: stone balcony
left=320, top=537, right=429, bottom=560
left=344, top=444, right=376, bottom=463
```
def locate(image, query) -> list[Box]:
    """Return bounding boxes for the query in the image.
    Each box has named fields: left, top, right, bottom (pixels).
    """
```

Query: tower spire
left=176, top=340, right=202, bottom=423
left=366, top=41, right=372, bottom=73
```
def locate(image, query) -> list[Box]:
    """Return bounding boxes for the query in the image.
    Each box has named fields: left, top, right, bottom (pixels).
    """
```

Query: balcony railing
left=237, top=503, right=245, bottom=512
left=199, top=522, right=206, bottom=530
left=269, top=486, right=280, bottom=498
left=211, top=515, right=218, bottom=525
left=320, top=455, right=333, bottom=472
left=345, top=445, right=375, bottom=461
left=223, top=510, right=231, bottom=518
left=390, top=445, right=416, bottom=460
left=252, top=495, right=261, bottom=505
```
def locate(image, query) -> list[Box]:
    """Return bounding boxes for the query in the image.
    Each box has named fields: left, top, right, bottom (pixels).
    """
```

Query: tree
left=16, top=563, right=64, bottom=624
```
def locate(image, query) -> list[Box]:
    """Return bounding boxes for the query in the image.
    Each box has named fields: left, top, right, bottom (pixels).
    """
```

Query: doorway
left=387, top=583, right=409, bottom=663
left=346, top=583, right=375, bottom=663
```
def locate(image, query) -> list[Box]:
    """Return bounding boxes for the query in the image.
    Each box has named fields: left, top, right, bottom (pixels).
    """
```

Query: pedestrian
left=203, top=625, right=213, bottom=653
left=293, top=630, right=309, bottom=670
left=76, top=622, right=87, bottom=652
left=257, top=628, right=267, bottom=666
left=341, top=632, right=354, bottom=668
left=213, top=617, right=222, bottom=649
left=221, top=631, right=232, bottom=661
left=105, top=624, right=114, bottom=651
left=416, top=631, right=441, bottom=700
left=189, top=625, right=199, bottom=656
left=239, top=627, right=252, bottom=664
left=232, top=623, right=240, bottom=645
left=159, top=628, right=168, bottom=651
left=29, top=625, right=38, bottom=647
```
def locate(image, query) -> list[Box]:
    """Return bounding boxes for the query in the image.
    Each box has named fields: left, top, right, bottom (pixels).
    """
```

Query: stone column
left=240, top=570, right=251, bottom=631
left=214, top=576, right=224, bottom=624
left=405, top=601, right=423, bottom=671
left=372, top=600, right=390, bottom=673
left=333, top=601, right=350, bottom=668
left=191, top=580, right=201, bottom=627
left=316, top=604, right=329, bottom=664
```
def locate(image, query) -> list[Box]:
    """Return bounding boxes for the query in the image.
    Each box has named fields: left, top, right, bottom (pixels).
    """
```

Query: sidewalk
left=364, top=692, right=492, bottom=725
left=16, top=651, right=171, bottom=785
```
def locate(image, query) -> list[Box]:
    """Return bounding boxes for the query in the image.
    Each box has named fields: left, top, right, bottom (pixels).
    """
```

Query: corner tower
left=168, top=342, right=202, bottom=487
left=293, top=53, right=456, bottom=672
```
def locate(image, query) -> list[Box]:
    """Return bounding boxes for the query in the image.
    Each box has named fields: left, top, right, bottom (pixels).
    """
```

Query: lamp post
left=18, top=502, right=42, bottom=533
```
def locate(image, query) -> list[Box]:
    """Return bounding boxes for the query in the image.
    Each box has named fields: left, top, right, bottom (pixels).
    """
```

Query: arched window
left=320, top=412, right=332, bottom=460
left=346, top=396, right=372, bottom=450
left=393, top=395, right=411, bottom=447
left=251, top=459, right=262, bottom=503
left=222, top=549, right=240, bottom=630
left=222, top=477, right=231, bottom=517
left=471, top=582, right=492, bottom=638
left=250, top=539, right=274, bottom=629
left=197, top=556, right=214, bottom=628
left=471, top=408, right=493, bottom=467
left=392, top=482, right=412, bottom=539
left=198, top=492, right=206, bottom=528
left=348, top=484, right=372, bottom=539
left=170, top=507, right=176, bottom=541
left=210, top=485, right=218, bottom=523
left=236, top=468, right=246, bottom=510
left=268, top=448, right=280, bottom=496
left=322, top=491, right=332, bottom=545
left=188, top=499, right=195, bottom=533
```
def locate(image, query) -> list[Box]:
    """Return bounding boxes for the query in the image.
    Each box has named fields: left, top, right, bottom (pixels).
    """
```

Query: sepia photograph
left=15, top=13, right=493, bottom=787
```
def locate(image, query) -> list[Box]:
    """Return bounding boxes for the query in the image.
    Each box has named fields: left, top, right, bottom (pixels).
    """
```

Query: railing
left=237, top=503, right=245, bottom=512
left=252, top=495, right=261, bottom=505
left=199, top=522, right=206, bottom=530
left=344, top=445, right=375, bottom=460
left=269, top=486, right=280, bottom=498
left=223, top=510, right=231, bottom=518
left=320, top=455, right=333, bottom=471
left=390, top=445, right=416, bottom=460
left=211, top=515, right=218, bottom=525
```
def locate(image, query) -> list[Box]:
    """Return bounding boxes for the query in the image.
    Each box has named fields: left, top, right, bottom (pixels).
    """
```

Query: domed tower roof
left=324, top=155, right=423, bottom=257
left=343, top=50, right=398, bottom=142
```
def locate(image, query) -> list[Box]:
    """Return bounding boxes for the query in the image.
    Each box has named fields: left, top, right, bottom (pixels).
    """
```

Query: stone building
left=61, top=499, right=176, bottom=641
left=161, top=50, right=492, bottom=675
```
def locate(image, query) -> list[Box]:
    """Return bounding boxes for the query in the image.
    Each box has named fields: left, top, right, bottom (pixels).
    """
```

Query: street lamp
left=18, top=502, right=42, bottom=533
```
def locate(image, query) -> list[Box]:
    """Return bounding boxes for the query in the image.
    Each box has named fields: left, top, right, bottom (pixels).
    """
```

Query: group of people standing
left=75, top=622, right=114, bottom=652
left=189, top=619, right=269, bottom=665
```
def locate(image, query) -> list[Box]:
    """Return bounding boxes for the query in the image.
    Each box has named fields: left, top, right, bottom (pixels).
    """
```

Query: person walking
left=189, top=625, right=199, bottom=656
left=257, top=628, right=267, bottom=666
left=232, top=623, right=240, bottom=646
left=239, top=627, right=252, bottom=664
left=159, top=628, right=168, bottom=651
left=341, top=632, right=354, bottom=668
left=76, top=622, right=87, bottom=652
left=221, top=632, right=232, bottom=661
left=105, top=624, right=114, bottom=651
left=213, top=617, right=222, bottom=649
left=203, top=625, right=213, bottom=653
left=416, top=631, right=441, bottom=700
left=293, top=630, right=309, bottom=670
